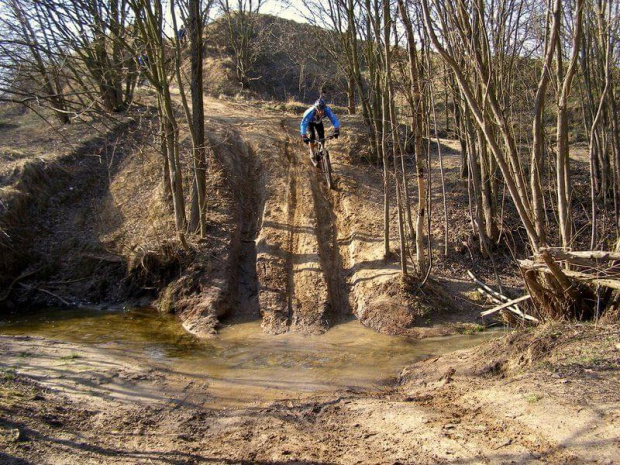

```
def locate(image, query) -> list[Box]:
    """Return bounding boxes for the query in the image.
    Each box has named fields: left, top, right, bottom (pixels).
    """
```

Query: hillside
left=0, top=13, right=609, bottom=338
left=202, top=14, right=347, bottom=104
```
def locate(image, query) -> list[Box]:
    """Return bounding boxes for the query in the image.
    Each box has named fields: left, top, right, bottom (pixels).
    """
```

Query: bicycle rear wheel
left=322, top=149, right=333, bottom=189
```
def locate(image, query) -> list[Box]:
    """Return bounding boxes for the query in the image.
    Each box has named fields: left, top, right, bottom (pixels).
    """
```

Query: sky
left=163, top=0, right=308, bottom=35
left=262, top=0, right=308, bottom=24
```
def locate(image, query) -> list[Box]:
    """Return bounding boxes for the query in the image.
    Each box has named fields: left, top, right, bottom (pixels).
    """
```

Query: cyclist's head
left=314, top=98, right=326, bottom=112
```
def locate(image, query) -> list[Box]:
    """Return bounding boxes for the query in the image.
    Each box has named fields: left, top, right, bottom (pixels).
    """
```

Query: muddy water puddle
left=0, top=307, right=498, bottom=406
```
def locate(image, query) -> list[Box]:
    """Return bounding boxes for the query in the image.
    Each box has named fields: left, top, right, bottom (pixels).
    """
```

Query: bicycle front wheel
left=322, top=149, right=333, bottom=190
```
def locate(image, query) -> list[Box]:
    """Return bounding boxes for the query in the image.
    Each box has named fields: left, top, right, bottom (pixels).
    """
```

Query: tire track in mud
left=307, top=155, right=351, bottom=322
left=254, top=128, right=291, bottom=335
left=234, top=142, right=262, bottom=321
left=282, top=121, right=331, bottom=333
left=284, top=140, right=297, bottom=327
left=205, top=100, right=348, bottom=334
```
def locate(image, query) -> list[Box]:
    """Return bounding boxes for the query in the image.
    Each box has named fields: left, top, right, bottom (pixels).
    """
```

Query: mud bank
left=0, top=115, right=139, bottom=307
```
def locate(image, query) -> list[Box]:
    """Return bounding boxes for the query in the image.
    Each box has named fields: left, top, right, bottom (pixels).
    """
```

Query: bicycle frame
left=313, top=135, right=335, bottom=189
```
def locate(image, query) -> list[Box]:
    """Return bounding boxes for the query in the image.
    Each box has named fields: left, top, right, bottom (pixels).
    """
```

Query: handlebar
left=318, top=134, right=337, bottom=142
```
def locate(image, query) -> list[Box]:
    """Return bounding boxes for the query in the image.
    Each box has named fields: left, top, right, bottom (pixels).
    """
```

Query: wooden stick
left=18, top=283, right=72, bottom=306
left=481, top=295, right=532, bottom=316
left=0, top=269, right=39, bottom=302
left=467, top=270, right=511, bottom=303
left=542, top=248, right=620, bottom=261
left=468, top=270, right=539, bottom=321
left=476, top=287, right=523, bottom=318
left=468, top=270, right=529, bottom=313
left=477, top=290, right=538, bottom=322
left=506, top=307, right=538, bottom=323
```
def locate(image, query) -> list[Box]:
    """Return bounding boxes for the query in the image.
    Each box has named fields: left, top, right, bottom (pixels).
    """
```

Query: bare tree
left=129, top=0, right=188, bottom=240
left=397, top=0, right=426, bottom=271
left=170, top=0, right=214, bottom=237
left=1, top=0, right=71, bottom=123
left=554, top=0, right=585, bottom=250
left=421, top=0, right=542, bottom=252
left=218, top=0, right=266, bottom=88
left=0, top=0, right=137, bottom=120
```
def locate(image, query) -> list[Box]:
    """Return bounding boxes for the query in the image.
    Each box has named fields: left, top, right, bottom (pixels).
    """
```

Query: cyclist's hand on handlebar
left=302, top=135, right=310, bottom=144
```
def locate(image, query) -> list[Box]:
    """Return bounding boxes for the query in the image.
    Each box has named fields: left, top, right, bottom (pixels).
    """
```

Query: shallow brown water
left=0, top=307, right=498, bottom=405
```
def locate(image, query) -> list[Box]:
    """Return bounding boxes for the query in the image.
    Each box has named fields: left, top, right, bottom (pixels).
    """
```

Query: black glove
left=302, top=135, right=310, bottom=144
left=333, top=129, right=340, bottom=139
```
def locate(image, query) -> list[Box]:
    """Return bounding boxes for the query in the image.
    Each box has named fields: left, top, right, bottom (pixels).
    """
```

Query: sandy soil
left=1, top=324, right=618, bottom=464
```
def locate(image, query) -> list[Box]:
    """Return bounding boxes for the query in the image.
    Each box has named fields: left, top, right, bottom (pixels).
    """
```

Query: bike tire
left=322, top=149, right=333, bottom=190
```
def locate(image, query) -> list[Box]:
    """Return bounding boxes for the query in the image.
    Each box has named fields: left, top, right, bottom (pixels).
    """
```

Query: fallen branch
left=520, top=260, right=620, bottom=291
left=468, top=270, right=521, bottom=311
left=541, top=249, right=598, bottom=268
left=478, top=290, right=538, bottom=322
left=0, top=269, right=39, bottom=302
left=81, top=253, right=124, bottom=263
left=481, top=295, right=533, bottom=317
left=542, top=268, right=620, bottom=291
left=18, top=283, right=72, bottom=306
left=543, top=248, right=620, bottom=262
left=468, top=270, right=538, bottom=323
left=467, top=271, right=510, bottom=304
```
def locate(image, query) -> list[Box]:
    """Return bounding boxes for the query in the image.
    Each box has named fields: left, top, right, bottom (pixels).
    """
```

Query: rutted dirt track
left=200, top=97, right=415, bottom=336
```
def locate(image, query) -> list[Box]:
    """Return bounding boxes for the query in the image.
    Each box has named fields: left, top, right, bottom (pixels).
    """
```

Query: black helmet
left=314, top=98, right=326, bottom=110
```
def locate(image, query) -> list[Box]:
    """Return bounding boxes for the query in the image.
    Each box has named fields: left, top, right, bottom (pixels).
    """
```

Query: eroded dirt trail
left=283, top=130, right=331, bottom=333
left=205, top=99, right=340, bottom=334
left=202, top=98, right=420, bottom=336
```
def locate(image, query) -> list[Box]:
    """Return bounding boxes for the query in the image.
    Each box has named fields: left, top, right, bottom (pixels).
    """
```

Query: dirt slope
left=195, top=97, right=419, bottom=336
left=1, top=94, right=431, bottom=337
left=2, top=93, right=483, bottom=337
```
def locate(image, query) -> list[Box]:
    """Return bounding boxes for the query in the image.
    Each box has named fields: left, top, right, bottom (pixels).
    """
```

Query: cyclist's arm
left=300, top=108, right=314, bottom=135
left=325, top=107, right=340, bottom=130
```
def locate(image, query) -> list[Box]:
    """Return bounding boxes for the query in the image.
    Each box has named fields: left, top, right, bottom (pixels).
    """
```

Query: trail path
left=200, top=97, right=414, bottom=336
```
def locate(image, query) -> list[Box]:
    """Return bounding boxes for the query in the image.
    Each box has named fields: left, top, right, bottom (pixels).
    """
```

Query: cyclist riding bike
left=300, top=98, right=340, bottom=166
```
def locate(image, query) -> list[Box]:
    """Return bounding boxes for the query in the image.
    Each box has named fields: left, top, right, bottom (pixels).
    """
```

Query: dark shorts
left=306, top=122, right=325, bottom=142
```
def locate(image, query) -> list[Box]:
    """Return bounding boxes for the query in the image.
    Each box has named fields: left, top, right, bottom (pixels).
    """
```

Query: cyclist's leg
left=308, top=123, right=318, bottom=162
left=312, top=123, right=325, bottom=165
left=316, top=122, right=325, bottom=142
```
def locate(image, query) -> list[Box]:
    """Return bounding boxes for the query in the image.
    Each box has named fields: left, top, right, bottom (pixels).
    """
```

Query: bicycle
left=312, top=135, right=335, bottom=190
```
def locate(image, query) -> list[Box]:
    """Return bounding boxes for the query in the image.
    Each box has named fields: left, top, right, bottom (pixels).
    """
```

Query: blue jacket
left=300, top=106, right=340, bottom=135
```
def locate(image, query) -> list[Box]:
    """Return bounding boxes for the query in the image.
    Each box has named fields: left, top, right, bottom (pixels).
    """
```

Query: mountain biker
left=300, top=98, right=340, bottom=166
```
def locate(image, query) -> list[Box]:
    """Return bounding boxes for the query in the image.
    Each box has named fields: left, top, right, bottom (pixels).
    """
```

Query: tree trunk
left=397, top=0, right=425, bottom=271
left=187, top=0, right=208, bottom=237
left=555, top=0, right=584, bottom=249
